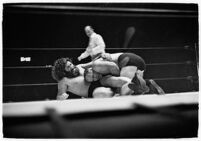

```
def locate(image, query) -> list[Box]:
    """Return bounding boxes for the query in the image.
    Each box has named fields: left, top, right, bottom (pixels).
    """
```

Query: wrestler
left=81, top=52, right=165, bottom=95
left=51, top=57, right=131, bottom=100
left=101, top=52, right=165, bottom=95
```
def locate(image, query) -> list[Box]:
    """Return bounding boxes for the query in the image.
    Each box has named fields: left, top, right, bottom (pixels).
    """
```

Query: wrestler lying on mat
left=80, top=52, right=165, bottom=95
left=51, top=57, right=132, bottom=100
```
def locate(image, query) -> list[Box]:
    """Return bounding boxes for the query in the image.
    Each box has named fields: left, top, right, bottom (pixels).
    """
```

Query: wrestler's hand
left=101, top=53, right=111, bottom=61
left=57, top=93, right=69, bottom=100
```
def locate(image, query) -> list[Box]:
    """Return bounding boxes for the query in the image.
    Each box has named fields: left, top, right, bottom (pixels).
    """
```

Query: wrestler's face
left=65, top=61, right=80, bottom=78
left=85, top=68, right=102, bottom=82
left=65, top=61, right=74, bottom=71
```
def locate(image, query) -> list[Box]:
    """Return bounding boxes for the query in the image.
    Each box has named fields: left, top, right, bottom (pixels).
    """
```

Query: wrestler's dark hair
left=51, top=57, right=72, bottom=81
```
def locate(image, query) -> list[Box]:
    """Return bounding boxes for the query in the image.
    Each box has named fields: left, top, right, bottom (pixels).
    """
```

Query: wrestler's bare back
left=57, top=66, right=90, bottom=97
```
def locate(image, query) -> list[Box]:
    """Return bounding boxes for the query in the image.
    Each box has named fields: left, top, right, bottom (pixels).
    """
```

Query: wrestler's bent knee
left=120, top=66, right=137, bottom=79
left=92, top=87, right=114, bottom=98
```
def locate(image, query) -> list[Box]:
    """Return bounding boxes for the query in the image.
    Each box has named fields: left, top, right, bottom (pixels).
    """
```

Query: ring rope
left=11, top=5, right=197, bottom=14
left=3, top=76, right=197, bottom=87
left=3, top=46, right=192, bottom=51
left=8, top=9, right=197, bottom=18
left=3, top=83, right=57, bottom=87
left=3, top=65, right=52, bottom=69
left=3, top=61, right=194, bottom=69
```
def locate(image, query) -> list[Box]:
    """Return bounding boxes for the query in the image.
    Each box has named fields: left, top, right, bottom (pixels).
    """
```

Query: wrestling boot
left=128, top=73, right=149, bottom=95
left=146, top=79, right=165, bottom=95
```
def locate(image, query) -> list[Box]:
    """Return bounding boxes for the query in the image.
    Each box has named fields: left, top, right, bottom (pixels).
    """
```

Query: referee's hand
left=78, top=56, right=82, bottom=61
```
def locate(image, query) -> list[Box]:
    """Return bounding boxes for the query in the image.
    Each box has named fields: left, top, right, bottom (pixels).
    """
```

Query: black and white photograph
left=2, top=1, right=199, bottom=139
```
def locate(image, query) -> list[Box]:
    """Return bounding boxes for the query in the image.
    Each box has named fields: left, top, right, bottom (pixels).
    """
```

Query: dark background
left=3, top=3, right=198, bottom=49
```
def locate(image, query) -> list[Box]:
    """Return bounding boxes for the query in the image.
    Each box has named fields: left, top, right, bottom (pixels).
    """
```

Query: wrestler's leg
left=119, top=66, right=138, bottom=95
left=99, top=75, right=135, bottom=96
left=120, top=67, right=149, bottom=95
left=120, top=66, right=137, bottom=79
left=92, top=87, right=114, bottom=98
left=118, top=53, right=148, bottom=95
left=100, top=75, right=131, bottom=88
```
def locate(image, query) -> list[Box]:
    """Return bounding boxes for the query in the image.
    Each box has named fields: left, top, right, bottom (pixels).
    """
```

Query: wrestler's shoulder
left=58, top=77, right=69, bottom=84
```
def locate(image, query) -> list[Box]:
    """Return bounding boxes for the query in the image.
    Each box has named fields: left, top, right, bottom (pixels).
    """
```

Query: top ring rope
left=3, top=46, right=191, bottom=51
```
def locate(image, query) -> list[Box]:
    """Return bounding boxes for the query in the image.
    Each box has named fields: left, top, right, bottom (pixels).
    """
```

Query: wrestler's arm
left=77, top=62, right=93, bottom=69
left=57, top=79, right=69, bottom=100
left=78, top=58, right=104, bottom=69
left=93, top=60, right=120, bottom=76
left=79, top=58, right=120, bottom=76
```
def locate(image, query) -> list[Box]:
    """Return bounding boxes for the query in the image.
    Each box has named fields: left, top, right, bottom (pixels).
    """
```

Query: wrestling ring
left=3, top=3, right=199, bottom=138
left=3, top=47, right=199, bottom=138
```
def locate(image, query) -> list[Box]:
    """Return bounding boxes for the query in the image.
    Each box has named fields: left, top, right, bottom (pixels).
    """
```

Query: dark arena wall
left=3, top=3, right=199, bottom=102
left=3, top=3, right=198, bottom=49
